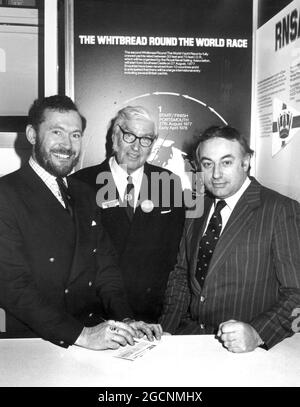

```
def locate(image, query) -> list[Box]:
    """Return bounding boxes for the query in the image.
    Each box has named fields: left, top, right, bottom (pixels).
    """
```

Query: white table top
left=0, top=334, right=299, bottom=387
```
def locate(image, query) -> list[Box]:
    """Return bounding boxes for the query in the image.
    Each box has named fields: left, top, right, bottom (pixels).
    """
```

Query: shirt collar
left=109, top=156, right=144, bottom=184
left=29, top=156, right=68, bottom=185
left=216, top=176, right=251, bottom=210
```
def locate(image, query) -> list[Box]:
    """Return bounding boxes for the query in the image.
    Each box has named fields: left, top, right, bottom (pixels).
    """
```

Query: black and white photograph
left=0, top=0, right=299, bottom=400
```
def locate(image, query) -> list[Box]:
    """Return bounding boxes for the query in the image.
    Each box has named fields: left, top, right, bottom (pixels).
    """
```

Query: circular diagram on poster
left=123, top=92, right=228, bottom=189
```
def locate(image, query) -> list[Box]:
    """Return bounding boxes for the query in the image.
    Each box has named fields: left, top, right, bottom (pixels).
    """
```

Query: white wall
left=255, top=0, right=300, bottom=202
left=0, top=0, right=57, bottom=177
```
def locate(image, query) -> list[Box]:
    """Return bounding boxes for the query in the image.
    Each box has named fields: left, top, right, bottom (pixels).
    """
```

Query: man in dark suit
left=73, top=106, right=185, bottom=323
left=0, top=95, right=161, bottom=349
left=160, top=125, right=300, bottom=352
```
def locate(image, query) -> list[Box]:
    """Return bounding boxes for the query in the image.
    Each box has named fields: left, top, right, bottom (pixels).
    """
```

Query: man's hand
left=217, top=319, right=264, bottom=353
left=126, top=320, right=163, bottom=341
left=75, top=320, right=136, bottom=350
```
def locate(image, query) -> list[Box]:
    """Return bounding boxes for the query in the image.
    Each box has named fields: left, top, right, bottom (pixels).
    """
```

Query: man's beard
left=34, top=139, right=79, bottom=177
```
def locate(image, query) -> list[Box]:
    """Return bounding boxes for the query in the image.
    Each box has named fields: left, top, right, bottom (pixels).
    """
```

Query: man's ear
left=26, top=125, right=37, bottom=145
left=150, top=136, right=158, bottom=152
left=242, top=154, right=251, bottom=172
left=112, top=132, right=119, bottom=152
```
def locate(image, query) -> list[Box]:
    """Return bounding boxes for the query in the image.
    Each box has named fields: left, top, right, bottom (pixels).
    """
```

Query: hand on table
left=126, top=320, right=163, bottom=341
left=75, top=320, right=136, bottom=350
left=217, top=320, right=263, bottom=353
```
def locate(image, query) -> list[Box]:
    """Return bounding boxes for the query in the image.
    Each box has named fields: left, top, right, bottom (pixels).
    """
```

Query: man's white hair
left=113, top=105, right=156, bottom=134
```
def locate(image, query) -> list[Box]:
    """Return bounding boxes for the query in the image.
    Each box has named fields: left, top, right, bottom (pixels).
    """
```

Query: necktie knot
left=56, top=176, right=67, bottom=189
left=214, top=199, right=226, bottom=214
left=125, top=175, right=134, bottom=198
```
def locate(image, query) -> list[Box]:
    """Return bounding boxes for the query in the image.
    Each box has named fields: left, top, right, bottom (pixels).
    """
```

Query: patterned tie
left=124, top=175, right=135, bottom=221
left=56, top=177, right=74, bottom=217
left=195, top=200, right=226, bottom=287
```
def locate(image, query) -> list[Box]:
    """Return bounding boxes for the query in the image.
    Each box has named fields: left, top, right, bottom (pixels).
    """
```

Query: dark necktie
left=124, top=175, right=135, bottom=221
left=195, top=200, right=226, bottom=287
left=56, top=177, right=74, bottom=217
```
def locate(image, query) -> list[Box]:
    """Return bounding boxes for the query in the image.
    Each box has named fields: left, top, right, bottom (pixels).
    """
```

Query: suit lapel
left=131, top=163, right=166, bottom=225
left=131, top=164, right=152, bottom=223
left=96, top=159, right=130, bottom=225
left=206, top=179, right=262, bottom=278
left=66, top=178, right=95, bottom=284
left=20, top=164, right=98, bottom=286
left=19, top=164, right=74, bottom=235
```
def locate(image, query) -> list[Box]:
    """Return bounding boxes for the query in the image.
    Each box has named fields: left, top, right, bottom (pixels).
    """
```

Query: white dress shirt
left=204, top=177, right=252, bottom=235
left=29, top=157, right=68, bottom=208
left=109, top=156, right=144, bottom=210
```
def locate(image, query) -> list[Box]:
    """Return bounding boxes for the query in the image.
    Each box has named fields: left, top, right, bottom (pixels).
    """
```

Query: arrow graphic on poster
left=208, top=107, right=228, bottom=124
left=126, top=92, right=227, bottom=124
left=152, top=92, right=180, bottom=96
left=182, top=94, right=206, bottom=106
left=183, top=94, right=228, bottom=124
left=125, top=93, right=151, bottom=103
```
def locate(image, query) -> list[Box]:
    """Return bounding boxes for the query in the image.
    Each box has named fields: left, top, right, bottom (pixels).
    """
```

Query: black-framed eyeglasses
left=118, top=125, right=156, bottom=148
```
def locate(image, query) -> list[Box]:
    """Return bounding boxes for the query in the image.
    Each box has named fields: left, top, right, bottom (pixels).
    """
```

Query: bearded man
left=0, top=95, right=162, bottom=349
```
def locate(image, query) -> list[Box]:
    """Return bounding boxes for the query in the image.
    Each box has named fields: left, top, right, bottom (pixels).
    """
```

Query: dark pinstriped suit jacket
left=159, top=178, right=300, bottom=349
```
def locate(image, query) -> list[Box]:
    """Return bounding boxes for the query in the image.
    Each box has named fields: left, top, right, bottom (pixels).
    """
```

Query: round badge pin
left=141, top=199, right=154, bottom=213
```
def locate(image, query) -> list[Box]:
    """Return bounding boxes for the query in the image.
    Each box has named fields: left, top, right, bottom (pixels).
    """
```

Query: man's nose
left=131, top=139, right=140, bottom=151
left=60, top=133, right=72, bottom=149
left=212, top=164, right=222, bottom=179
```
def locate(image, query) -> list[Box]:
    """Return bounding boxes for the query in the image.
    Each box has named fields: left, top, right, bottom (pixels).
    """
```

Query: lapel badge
left=141, top=199, right=154, bottom=213
left=91, top=220, right=97, bottom=226
left=102, top=199, right=120, bottom=209
left=124, top=193, right=133, bottom=202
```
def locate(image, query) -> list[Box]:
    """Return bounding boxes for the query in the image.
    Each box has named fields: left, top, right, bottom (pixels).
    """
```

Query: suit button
left=59, top=340, right=64, bottom=345
left=49, top=257, right=55, bottom=262
left=92, top=248, right=97, bottom=254
left=88, top=281, right=93, bottom=287
left=146, top=287, right=151, bottom=293
left=64, top=288, right=69, bottom=294
left=200, top=296, right=206, bottom=303
left=200, top=323, right=205, bottom=329
left=89, top=313, right=93, bottom=318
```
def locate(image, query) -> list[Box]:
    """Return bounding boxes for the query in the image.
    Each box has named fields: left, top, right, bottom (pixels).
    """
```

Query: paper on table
left=113, top=338, right=158, bottom=361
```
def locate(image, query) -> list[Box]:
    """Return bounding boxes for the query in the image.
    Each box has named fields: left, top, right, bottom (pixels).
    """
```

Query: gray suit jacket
left=159, top=178, right=300, bottom=349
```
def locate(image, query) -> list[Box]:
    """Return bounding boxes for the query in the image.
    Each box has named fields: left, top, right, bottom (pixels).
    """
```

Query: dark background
left=73, top=0, right=254, bottom=167
left=258, top=0, right=294, bottom=28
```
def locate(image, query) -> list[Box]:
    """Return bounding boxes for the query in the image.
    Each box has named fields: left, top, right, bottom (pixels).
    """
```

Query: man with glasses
left=0, top=96, right=162, bottom=348
left=73, top=106, right=185, bottom=323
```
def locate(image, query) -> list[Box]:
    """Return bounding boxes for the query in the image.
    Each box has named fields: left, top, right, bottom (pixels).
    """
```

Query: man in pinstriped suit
left=160, top=125, right=300, bottom=352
